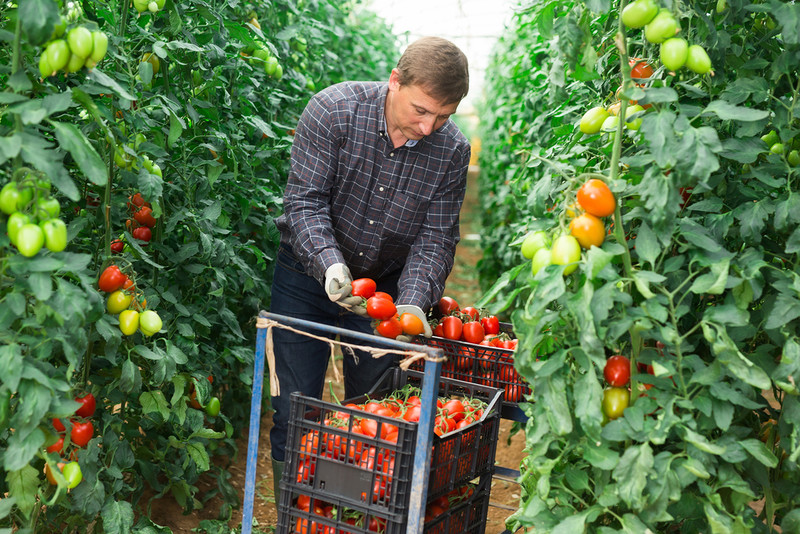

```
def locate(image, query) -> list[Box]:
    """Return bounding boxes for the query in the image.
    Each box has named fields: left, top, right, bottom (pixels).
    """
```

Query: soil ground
left=149, top=166, right=529, bottom=533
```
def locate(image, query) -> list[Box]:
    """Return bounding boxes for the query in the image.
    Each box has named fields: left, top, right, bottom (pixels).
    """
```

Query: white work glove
left=324, top=263, right=363, bottom=311
left=395, top=304, right=433, bottom=342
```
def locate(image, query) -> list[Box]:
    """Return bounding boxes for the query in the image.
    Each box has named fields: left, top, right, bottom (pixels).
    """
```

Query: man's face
left=386, top=69, right=460, bottom=141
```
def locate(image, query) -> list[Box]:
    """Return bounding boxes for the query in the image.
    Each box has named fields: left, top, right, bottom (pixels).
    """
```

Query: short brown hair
left=395, top=37, right=469, bottom=105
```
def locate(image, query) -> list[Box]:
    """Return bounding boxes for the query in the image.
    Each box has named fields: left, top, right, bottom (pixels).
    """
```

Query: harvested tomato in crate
left=275, top=368, right=502, bottom=534
left=412, top=323, right=531, bottom=409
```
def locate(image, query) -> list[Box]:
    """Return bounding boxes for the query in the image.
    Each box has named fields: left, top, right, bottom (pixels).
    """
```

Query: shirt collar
left=377, top=83, right=420, bottom=149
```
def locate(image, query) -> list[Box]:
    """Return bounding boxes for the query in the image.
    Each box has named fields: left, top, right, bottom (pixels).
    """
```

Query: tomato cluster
left=244, top=41, right=285, bottom=80
left=760, top=129, right=800, bottom=168
left=38, top=21, right=108, bottom=77
left=125, top=191, right=157, bottom=245
left=133, top=0, right=165, bottom=14
left=98, top=264, right=163, bottom=337
left=45, top=392, right=97, bottom=489
left=1, top=171, right=68, bottom=257
left=187, top=375, right=221, bottom=417
left=602, top=355, right=631, bottom=422
left=290, top=481, right=476, bottom=533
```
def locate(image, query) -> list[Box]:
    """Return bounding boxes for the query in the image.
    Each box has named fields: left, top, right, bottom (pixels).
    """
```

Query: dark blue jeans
left=268, top=245, right=400, bottom=462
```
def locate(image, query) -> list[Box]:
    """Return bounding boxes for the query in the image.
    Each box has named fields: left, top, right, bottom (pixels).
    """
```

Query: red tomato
left=366, top=296, right=396, bottom=321
left=438, top=296, right=459, bottom=316
left=480, top=315, right=500, bottom=335
left=376, top=316, right=403, bottom=339
left=402, top=405, right=421, bottom=422
left=433, top=322, right=444, bottom=337
left=110, top=239, right=124, bottom=253
left=351, top=278, right=376, bottom=299
left=128, top=192, right=148, bottom=210
left=577, top=178, right=616, bottom=218
left=461, top=320, right=485, bottom=344
left=133, top=205, right=157, bottom=227
left=70, top=420, right=93, bottom=447
left=296, top=494, right=312, bottom=512
left=299, top=430, right=319, bottom=460
left=604, top=355, right=631, bottom=387
left=132, top=226, right=152, bottom=242
left=53, top=418, right=66, bottom=432
left=441, top=399, right=466, bottom=421
left=441, top=316, right=463, bottom=340
left=372, top=291, right=393, bottom=302
left=74, top=393, right=96, bottom=418
left=296, top=457, right=316, bottom=484
left=98, top=265, right=128, bottom=293
left=460, top=306, right=479, bottom=321
left=47, top=436, right=64, bottom=454
left=629, top=57, right=654, bottom=79
left=504, top=384, right=523, bottom=403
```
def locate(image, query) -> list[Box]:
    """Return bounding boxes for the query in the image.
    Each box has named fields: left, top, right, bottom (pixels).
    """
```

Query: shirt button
left=389, top=152, right=394, bottom=157
left=359, top=252, right=364, bottom=257
left=369, top=220, right=374, bottom=225
left=379, top=187, right=385, bottom=192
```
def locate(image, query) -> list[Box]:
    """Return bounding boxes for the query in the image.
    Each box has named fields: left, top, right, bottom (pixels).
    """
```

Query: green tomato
left=0, top=183, right=21, bottom=214
left=62, top=461, right=83, bottom=489
left=530, top=247, right=552, bottom=276
left=45, top=40, right=71, bottom=73
left=52, top=17, right=67, bottom=39
left=16, top=223, right=45, bottom=257
left=601, top=115, right=620, bottom=132
left=40, top=218, right=68, bottom=252
left=660, top=38, right=688, bottom=71
left=205, top=396, right=221, bottom=417
left=139, top=309, right=163, bottom=336
left=67, top=26, right=93, bottom=59
left=253, top=48, right=270, bottom=63
left=550, top=235, right=581, bottom=275
left=7, top=212, right=30, bottom=244
left=521, top=230, right=550, bottom=259
left=685, top=45, right=712, bottom=74
left=107, top=290, right=133, bottom=314
left=65, top=52, right=85, bottom=74
left=39, top=52, right=54, bottom=78
left=133, top=0, right=149, bottom=12
left=761, top=130, right=780, bottom=147
left=148, top=1, right=159, bottom=12
left=788, top=149, right=800, bottom=167
left=624, top=104, right=646, bottom=130
left=292, top=36, right=308, bottom=53
left=119, top=310, right=140, bottom=336
left=602, top=387, right=630, bottom=421
left=579, top=106, right=610, bottom=135
left=264, top=56, right=279, bottom=76
left=155, top=0, right=166, bottom=8
left=90, top=31, right=108, bottom=63
left=272, top=63, right=283, bottom=80
left=621, top=0, right=659, bottom=28
left=770, top=143, right=785, bottom=155
left=644, top=10, right=679, bottom=44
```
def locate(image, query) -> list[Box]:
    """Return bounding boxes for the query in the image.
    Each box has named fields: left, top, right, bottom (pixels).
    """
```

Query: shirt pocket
left=382, top=190, right=430, bottom=251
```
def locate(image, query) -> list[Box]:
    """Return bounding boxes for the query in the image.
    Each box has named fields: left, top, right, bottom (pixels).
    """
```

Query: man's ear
left=388, top=68, right=401, bottom=91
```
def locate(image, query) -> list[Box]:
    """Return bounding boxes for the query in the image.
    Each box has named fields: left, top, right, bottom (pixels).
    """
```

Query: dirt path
left=149, top=166, right=528, bottom=533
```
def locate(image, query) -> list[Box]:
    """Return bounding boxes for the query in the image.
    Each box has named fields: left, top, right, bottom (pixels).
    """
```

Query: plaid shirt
left=276, top=81, right=471, bottom=311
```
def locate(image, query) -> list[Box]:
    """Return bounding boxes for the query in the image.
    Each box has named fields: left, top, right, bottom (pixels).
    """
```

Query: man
left=268, top=36, right=471, bottom=500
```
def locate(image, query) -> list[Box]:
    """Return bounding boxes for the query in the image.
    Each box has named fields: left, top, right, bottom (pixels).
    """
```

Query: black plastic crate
left=275, top=368, right=501, bottom=534
left=277, top=477, right=491, bottom=534
left=411, top=332, right=531, bottom=409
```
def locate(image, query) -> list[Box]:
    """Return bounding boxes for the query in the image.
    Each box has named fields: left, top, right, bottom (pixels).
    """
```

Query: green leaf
left=139, top=391, right=169, bottom=420
left=19, top=0, right=59, bottom=46
left=765, top=292, right=800, bottom=330
left=573, top=366, right=603, bottom=440
left=4, top=427, right=45, bottom=472
left=681, top=426, right=726, bottom=455
left=101, top=500, right=134, bottom=534
left=52, top=122, right=107, bottom=187
left=739, top=438, right=779, bottom=467
left=0, top=134, right=23, bottom=165
left=87, top=69, right=136, bottom=101
left=612, top=443, right=653, bottom=509
left=734, top=199, right=773, bottom=243
left=537, top=372, right=572, bottom=435
left=186, top=441, right=211, bottom=472
left=773, top=0, right=800, bottom=44
left=168, top=110, right=184, bottom=148
left=134, top=345, right=165, bottom=361
left=719, top=137, right=767, bottom=163
left=583, top=439, right=620, bottom=470
left=5, top=465, right=39, bottom=519
left=703, top=100, right=770, bottom=122
left=586, top=243, right=622, bottom=279
left=690, top=259, right=730, bottom=295
left=634, top=222, right=660, bottom=266
left=552, top=511, right=590, bottom=534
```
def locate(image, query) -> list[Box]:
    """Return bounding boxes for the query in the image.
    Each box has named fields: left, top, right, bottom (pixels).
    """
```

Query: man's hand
left=395, top=304, right=432, bottom=338
left=324, top=263, right=363, bottom=311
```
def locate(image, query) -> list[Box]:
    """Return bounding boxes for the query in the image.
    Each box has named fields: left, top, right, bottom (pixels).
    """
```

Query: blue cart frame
left=240, top=311, right=445, bottom=534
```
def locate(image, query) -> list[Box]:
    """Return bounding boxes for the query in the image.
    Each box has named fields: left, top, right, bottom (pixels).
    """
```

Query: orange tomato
left=399, top=313, right=425, bottom=336
left=577, top=178, right=616, bottom=217
left=569, top=213, right=606, bottom=249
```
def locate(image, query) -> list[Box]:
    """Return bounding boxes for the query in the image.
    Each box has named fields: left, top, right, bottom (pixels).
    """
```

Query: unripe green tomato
left=90, top=31, right=108, bottom=63
left=685, top=45, right=712, bottom=74
left=716, top=0, right=727, bottom=12
left=660, top=38, right=688, bottom=71
left=115, top=146, right=133, bottom=169
left=0, top=183, right=21, bottom=214
left=761, top=130, right=779, bottom=147
left=15, top=184, right=34, bottom=211
left=521, top=230, right=550, bottom=259
left=253, top=48, right=270, bottom=63
left=601, top=115, right=619, bottom=132
left=621, top=0, right=659, bottom=28
left=67, top=26, right=93, bottom=59
left=579, top=106, right=610, bottom=135
left=65, top=52, right=84, bottom=74
left=39, top=52, right=54, bottom=78
left=788, top=149, right=800, bottom=167
left=264, top=56, right=278, bottom=76
left=531, top=247, right=552, bottom=276
left=306, top=79, right=316, bottom=92
left=62, top=461, right=83, bottom=489
left=148, top=1, right=159, bottom=12
left=40, top=218, right=67, bottom=252
left=205, top=396, right=221, bottom=417
left=272, top=63, right=283, bottom=80
left=16, top=223, right=45, bottom=257
left=292, top=36, right=307, bottom=53
left=155, top=0, right=166, bottom=8
left=107, top=290, right=133, bottom=314
left=7, top=212, right=31, bottom=244
left=150, top=162, right=163, bottom=178
left=139, top=309, right=163, bottom=336
left=119, top=310, right=140, bottom=336
left=35, top=197, right=61, bottom=220
left=624, top=104, right=646, bottom=130
left=644, top=10, right=679, bottom=44
left=770, top=143, right=784, bottom=155
left=550, top=235, right=581, bottom=275
left=602, top=387, right=630, bottom=421
left=45, top=40, right=71, bottom=73
left=133, top=0, right=149, bottom=12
